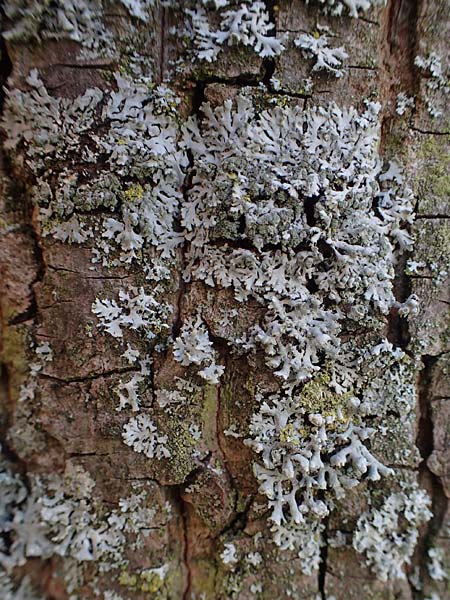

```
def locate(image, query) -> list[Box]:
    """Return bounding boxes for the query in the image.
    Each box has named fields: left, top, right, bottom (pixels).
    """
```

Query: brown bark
left=0, top=1, right=449, bottom=599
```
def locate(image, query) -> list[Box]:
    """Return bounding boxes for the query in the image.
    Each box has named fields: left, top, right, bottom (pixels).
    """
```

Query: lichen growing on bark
left=0, top=0, right=448, bottom=598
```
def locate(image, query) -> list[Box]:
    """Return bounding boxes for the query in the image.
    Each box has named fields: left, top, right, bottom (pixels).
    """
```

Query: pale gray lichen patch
left=122, top=414, right=171, bottom=458
left=173, top=314, right=225, bottom=384
left=3, top=71, right=188, bottom=267
left=294, top=29, right=348, bottom=78
left=0, top=453, right=173, bottom=595
left=303, top=0, right=386, bottom=18
left=3, top=0, right=164, bottom=63
left=181, top=95, right=414, bottom=387
left=415, top=53, right=450, bottom=119
left=185, top=1, right=285, bottom=62
left=353, top=482, right=432, bottom=581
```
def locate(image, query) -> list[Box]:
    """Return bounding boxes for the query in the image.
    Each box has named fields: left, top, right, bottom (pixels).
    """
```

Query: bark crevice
left=318, top=516, right=329, bottom=600
left=412, top=355, right=449, bottom=599
left=171, top=484, right=193, bottom=600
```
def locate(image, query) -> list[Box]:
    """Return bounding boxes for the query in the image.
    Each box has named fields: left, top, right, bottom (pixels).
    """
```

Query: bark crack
left=379, top=4, right=449, bottom=598
left=171, top=485, right=193, bottom=600
left=412, top=356, right=449, bottom=599
left=171, top=79, right=208, bottom=340
left=318, top=516, right=329, bottom=600
left=411, top=127, right=450, bottom=136
left=381, top=0, right=421, bottom=137
left=159, top=3, right=167, bottom=83
left=38, top=366, right=138, bottom=384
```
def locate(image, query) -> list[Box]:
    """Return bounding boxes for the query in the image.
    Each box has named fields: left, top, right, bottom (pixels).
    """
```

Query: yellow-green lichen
left=119, top=568, right=168, bottom=597
left=298, top=371, right=352, bottom=420
left=140, top=569, right=165, bottom=593
left=163, top=420, right=199, bottom=482
left=279, top=423, right=300, bottom=446
left=124, top=183, right=145, bottom=203
left=1, top=323, right=29, bottom=395
left=201, top=384, right=219, bottom=448
left=416, top=134, right=450, bottom=212
left=118, top=570, right=138, bottom=588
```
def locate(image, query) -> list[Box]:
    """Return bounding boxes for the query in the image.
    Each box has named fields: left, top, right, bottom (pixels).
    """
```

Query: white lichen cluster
left=92, top=287, right=171, bottom=341
left=0, top=458, right=162, bottom=575
left=91, top=284, right=174, bottom=450
left=16, top=341, right=55, bottom=406
left=221, top=541, right=238, bottom=565
left=353, top=483, right=432, bottom=581
left=173, top=315, right=225, bottom=384
left=415, top=53, right=448, bottom=91
left=5, top=68, right=103, bottom=171
left=415, top=53, right=449, bottom=119
left=1, top=70, right=190, bottom=465
left=11, top=76, right=419, bottom=572
left=4, top=0, right=111, bottom=49
left=122, top=414, right=171, bottom=458
left=186, top=0, right=285, bottom=61
left=115, top=358, right=151, bottom=411
left=427, top=547, right=448, bottom=582
left=304, top=0, right=386, bottom=18
left=244, top=342, right=412, bottom=568
left=294, top=30, right=348, bottom=78
left=155, top=378, right=200, bottom=416
left=186, top=0, right=382, bottom=65
left=396, top=92, right=415, bottom=116
left=97, top=74, right=187, bottom=262
left=4, top=71, right=187, bottom=265
left=272, top=518, right=324, bottom=575
left=182, top=96, right=414, bottom=385
left=177, top=93, right=423, bottom=572
left=246, top=387, right=390, bottom=521
left=3, top=0, right=161, bottom=56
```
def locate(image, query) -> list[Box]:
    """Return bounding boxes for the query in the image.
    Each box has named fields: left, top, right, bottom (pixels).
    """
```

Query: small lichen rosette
left=353, top=484, right=432, bottom=580
left=186, top=0, right=285, bottom=62
left=306, top=0, right=386, bottom=18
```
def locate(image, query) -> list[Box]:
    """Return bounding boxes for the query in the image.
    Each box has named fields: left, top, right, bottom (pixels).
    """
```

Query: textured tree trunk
left=0, top=1, right=449, bottom=599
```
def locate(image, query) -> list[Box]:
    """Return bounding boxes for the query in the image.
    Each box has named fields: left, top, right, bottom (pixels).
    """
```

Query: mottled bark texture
left=0, top=1, right=449, bottom=599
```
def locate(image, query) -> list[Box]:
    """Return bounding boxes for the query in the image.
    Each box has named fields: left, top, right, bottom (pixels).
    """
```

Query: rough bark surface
left=0, top=1, right=449, bottom=599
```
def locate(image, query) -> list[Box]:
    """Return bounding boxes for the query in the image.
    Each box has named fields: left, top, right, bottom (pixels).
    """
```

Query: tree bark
left=0, top=1, right=449, bottom=599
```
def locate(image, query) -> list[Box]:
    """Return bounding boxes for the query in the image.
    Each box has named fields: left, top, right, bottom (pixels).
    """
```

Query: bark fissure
left=0, top=28, right=12, bottom=113
left=412, top=355, right=449, bottom=598
left=411, top=128, right=450, bottom=136
left=171, top=81, right=208, bottom=340
left=158, top=3, right=167, bottom=84
left=415, top=214, right=450, bottom=219
left=318, top=516, right=329, bottom=600
left=216, top=495, right=253, bottom=538
left=379, top=6, right=449, bottom=598
left=47, top=264, right=130, bottom=279
left=381, top=0, right=421, bottom=141
left=38, top=366, right=138, bottom=384
left=0, top=366, right=29, bottom=477
left=173, top=485, right=193, bottom=600
left=381, top=0, right=419, bottom=349
left=215, top=372, right=239, bottom=520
